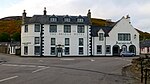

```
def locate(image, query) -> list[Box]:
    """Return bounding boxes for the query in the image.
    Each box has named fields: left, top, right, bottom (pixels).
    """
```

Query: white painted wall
left=21, top=24, right=90, bottom=56
left=92, top=29, right=106, bottom=56
left=21, top=24, right=41, bottom=56
left=92, top=17, right=140, bottom=56
left=43, top=24, right=90, bottom=56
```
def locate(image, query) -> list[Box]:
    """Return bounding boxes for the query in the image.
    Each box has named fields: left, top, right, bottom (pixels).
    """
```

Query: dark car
left=120, top=51, right=135, bottom=57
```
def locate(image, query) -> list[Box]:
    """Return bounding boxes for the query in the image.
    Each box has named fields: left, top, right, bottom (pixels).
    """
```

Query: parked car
left=120, top=51, right=135, bottom=57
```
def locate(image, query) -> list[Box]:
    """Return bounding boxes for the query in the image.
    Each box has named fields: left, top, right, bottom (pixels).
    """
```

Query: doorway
left=129, top=45, right=136, bottom=54
left=122, top=45, right=127, bottom=52
left=57, top=47, right=62, bottom=57
left=113, top=45, right=120, bottom=56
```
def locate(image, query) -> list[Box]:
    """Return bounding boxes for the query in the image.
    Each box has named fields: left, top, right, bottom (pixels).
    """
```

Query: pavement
left=0, top=53, right=140, bottom=84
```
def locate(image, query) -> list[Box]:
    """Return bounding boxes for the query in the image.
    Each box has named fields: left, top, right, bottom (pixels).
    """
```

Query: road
left=0, top=53, right=139, bottom=84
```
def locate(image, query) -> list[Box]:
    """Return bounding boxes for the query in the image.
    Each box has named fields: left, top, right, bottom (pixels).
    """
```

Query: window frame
left=24, top=46, right=28, bottom=55
left=99, top=33, right=104, bottom=41
left=50, top=17, right=57, bottom=22
left=79, top=38, right=84, bottom=46
left=51, top=47, right=56, bottom=55
left=34, top=37, right=40, bottom=44
left=24, top=25, right=28, bottom=33
left=34, top=24, right=40, bottom=32
left=118, top=33, right=131, bottom=41
left=65, top=47, right=70, bottom=55
left=49, top=25, right=57, bottom=33
left=77, top=25, right=85, bottom=33
left=51, top=38, right=55, bottom=45
left=64, top=18, right=70, bottom=22
left=34, top=46, right=40, bottom=55
left=64, top=25, right=71, bottom=33
left=77, top=18, right=84, bottom=23
left=79, top=47, right=84, bottom=55
left=97, top=45, right=102, bottom=54
left=65, top=38, right=70, bottom=46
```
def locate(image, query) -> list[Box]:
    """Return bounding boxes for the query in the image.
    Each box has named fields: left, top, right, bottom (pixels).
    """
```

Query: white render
left=21, top=24, right=90, bottom=56
left=92, top=17, right=140, bottom=56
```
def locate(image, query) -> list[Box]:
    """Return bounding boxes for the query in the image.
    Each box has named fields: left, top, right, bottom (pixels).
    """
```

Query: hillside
left=136, top=28, right=150, bottom=40
left=0, top=16, right=22, bottom=35
left=0, top=16, right=150, bottom=41
left=91, top=18, right=115, bottom=27
left=0, top=16, right=22, bottom=42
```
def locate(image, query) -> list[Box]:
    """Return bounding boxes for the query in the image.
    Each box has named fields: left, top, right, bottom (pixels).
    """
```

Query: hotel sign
left=116, top=41, right=132, bottom=45
left=22, top=42, right=31, bottom=45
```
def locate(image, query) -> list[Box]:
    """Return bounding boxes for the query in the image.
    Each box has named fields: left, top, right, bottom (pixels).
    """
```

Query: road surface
left=0, top=53, right=139, bottom=84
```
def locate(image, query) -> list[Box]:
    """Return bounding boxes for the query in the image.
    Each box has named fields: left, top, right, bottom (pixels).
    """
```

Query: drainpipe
left=87, top=25, right=89, bottom=56
left=93, top=37, right=95, bottom=56
left=104, top=33, right=106, bottom=56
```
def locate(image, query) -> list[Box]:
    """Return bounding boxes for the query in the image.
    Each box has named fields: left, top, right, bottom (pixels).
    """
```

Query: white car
left=120, top=51, right=135, bottom=57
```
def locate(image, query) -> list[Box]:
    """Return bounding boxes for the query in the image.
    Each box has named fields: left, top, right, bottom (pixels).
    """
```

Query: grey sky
left=0, top=0, right=150, bottom=32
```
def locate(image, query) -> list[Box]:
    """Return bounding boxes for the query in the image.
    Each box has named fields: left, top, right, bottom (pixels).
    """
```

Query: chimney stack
left=44, top=7, right=47, bottom=15
left=87, top=9, right=91, bottom=19
left=126, top=15, right=131, bottom=24
left=87, top=9, right=91, bottom=24
left=22, top=10, right=26, bottom=24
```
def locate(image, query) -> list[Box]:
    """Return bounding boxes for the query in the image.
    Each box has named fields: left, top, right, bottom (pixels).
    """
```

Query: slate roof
left=25, top=15, right=90, bottom=25
left=140, top=40, right=150, bottom=47
left=91, top=25, right=113, bottom=37
left=24, top=14, right=118, bottom=37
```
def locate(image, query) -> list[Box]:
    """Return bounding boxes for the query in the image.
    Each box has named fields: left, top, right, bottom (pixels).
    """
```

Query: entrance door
left=113, top=45, right=120, bottom=56
left=122, top=45, right=127, bottom=52
left=57, top=48, right=62, bottom=57
left=129, top=45, right=136, bottom=54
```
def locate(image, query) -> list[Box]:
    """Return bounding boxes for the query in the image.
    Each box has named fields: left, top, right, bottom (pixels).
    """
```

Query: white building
left=21, top=8, right=91, bottom=56
left=21, top=8, right=140, bottom=57
left=91, top=16, right=139, bottom=56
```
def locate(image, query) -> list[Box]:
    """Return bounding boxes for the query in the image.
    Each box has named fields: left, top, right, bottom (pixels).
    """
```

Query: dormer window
left=50, top=17, right=57, bottom=22
left=77, top=18, right=84, bottom=22
left=99, top=33, right=104, bottom=41
left=64, top=18, right=70, bottom=22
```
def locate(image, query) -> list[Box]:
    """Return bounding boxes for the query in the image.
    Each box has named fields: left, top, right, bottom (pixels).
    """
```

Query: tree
left=11, top=32, right=21, bottom=41
left=0, top=32, right=10, bottom=42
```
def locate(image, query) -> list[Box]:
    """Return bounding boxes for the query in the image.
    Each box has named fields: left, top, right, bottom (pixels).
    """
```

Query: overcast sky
left=0, top=0, right=150, bottom=32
